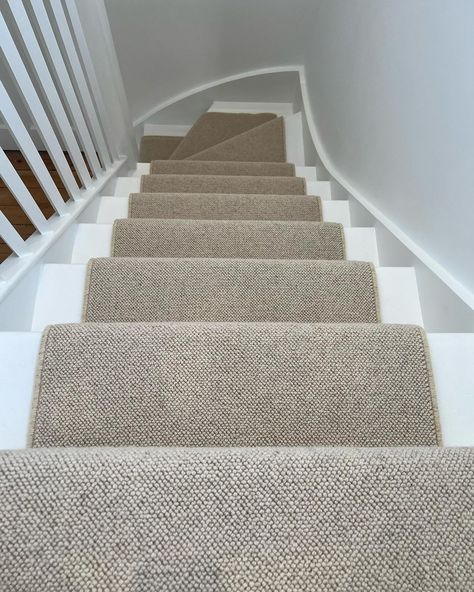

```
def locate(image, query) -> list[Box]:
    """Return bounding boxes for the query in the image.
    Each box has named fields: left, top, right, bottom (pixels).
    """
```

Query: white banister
left=29, top=0, right=103, bottom=179
left=0, top=12, right=82, bottom=198
left=50, top=0, right=113, bottom=169
left=0, top=0, right=131, bottom=297
left=0, top=149, right=49, bottom=236
left=0, top=81, right=67, bottom=217
left=65, top=0, right=120, bottom=161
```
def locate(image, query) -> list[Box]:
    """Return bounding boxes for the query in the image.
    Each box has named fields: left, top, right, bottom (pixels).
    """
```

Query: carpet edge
left=419, top=326, right=443, bottom=445
left=27, top=326, right=52, bottom=448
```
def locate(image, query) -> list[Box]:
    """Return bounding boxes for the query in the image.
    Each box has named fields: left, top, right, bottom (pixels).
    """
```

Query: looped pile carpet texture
left=30, top=323, right=440, bottom=447
left=111, top=218, right=344, bottom=259
left=0, top=447, right=472, bottom=590
left=83, top=258, right=380, bottom=323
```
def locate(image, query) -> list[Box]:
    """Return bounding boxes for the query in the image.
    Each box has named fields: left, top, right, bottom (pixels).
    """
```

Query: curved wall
left=105, top=0, right=474, bottom=300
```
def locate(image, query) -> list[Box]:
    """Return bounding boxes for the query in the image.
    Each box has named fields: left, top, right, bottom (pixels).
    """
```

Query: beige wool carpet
left=129, top=193, right=322, bottom=222
left=149, top=159, right=295, bottom=176
left=138, top=135, right=183, bottom=162
left=140, top=173, right=306, bottom=195
left=170, top=112, right=276, bottom=160
left=30, top=323, right=440, bottom=447
left=83, top=258, right=379, bottom=323
left=187, top=117, right=287, bottom=162
left=1, top=448, right=471, bottom=590
left=112, top=219, right=344, bottom=260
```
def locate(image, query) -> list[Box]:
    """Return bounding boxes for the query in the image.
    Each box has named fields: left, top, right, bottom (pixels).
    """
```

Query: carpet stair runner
left=140, top=173, right=306, bottom=194
left=111, top=219, right=345, bottom=259
left=83, top=258, right=378, bottom=323
left=149, top=159, right=296, bottom=176
left=169, top=112, right=278, bottom=159
left=129, top=192, right=323, bottom=221
left=139, top=135, right=183, bottom=162
left=1, top=111, right=472, bottom=589
left=31, top=323, right=438, bottom=447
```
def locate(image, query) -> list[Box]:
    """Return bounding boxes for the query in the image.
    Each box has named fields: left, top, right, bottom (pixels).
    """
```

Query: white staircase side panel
left=71, top=224, right=113, bottom=262
left=376, top=267, right=424, bottom=326
left=284, top=112, right=305, bottom=166
left=96, top=197, right=129, bottom=223
left=209, top=101, right=294, bottom=117
left=0, top=331, right=42, bottom=449
left=143, top=124, right=191, bottom=137
left=114, top=176, right=141, bottom=196
left=97, top=196, right=351, bottom=227
left=428, top=333, right=474, bottom=446
left=31, top=264, right=88, bottom=331
left=132, top=163, right=150, bottom=176
left=306, top=181, right=331, bottom=201
left=71, top=224, right=378, bottom=265
left=2, top=329, right=471, bottom=450
left=295, top=166, right=317, bottom=180
left=321, top=201, right=351, bottom=227
left=344, top=228, right=379, bottom=265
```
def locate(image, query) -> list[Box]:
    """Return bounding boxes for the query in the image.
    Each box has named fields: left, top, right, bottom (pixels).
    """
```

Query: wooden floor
left=0, top=151, right=79, bottom=263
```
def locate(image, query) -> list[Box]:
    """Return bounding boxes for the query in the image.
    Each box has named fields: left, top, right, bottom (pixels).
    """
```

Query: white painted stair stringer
left=1, top=330, right=472, bottom=450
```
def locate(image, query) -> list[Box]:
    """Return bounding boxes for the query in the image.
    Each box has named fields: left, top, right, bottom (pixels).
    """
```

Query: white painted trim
left=209, top=101, right=294, bottom=117
left=144, top=124, right=191, bottom=137
left=133, top=66, right=302, bottom=127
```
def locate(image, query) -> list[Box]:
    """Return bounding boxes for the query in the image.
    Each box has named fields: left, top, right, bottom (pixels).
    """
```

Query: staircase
left=1, top=104, right=473, bottom=589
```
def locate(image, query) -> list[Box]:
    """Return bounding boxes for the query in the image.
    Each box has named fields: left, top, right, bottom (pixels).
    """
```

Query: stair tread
left=111, top=218, right=344, bottom=260
left=129, top=192, right=322, bottom=221
left=150, top=159, right=295, bottom=176
left=140, top=173, right=306, bottom=195
left=31, top=323, right=438, bottom=447
left=187, top=117, right=287, bottom=162
left=138, top=135, right=183, bottom=162
left=169, top=112, right=276, bottom=159
left=83, top=257, right=379, bottom=324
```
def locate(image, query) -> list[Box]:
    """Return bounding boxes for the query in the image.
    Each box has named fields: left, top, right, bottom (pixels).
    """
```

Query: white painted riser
left=96, top=196, right=350, bottom=226
left=30, top=264, right=423, bottom=331
left=1, top=330, right=472, bottom=449
left=70, top=223, right=379, bottom=265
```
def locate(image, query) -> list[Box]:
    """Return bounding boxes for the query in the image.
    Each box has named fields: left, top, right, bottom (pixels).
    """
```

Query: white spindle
left=0, top=212, right=28, bottom=258
left=49, top=0, right=113, bottom=169
left=0, top=13, right=82, bottom=198
left=29, top=0, right=102, bottom=178
left=65, top=0, right=120, bottom=161
left=3, top=6, right=92, bottom=192
left=0, top=82, right=67, bottom=217
left=0, top=150, right=50, bottom=235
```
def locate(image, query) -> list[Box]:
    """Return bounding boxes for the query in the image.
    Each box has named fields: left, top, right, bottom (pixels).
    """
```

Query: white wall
left=105, top=0, right=474, bottom=299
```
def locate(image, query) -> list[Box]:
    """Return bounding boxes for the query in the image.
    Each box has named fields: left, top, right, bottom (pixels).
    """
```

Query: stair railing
left=0, top=0, right=131, bottom=299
